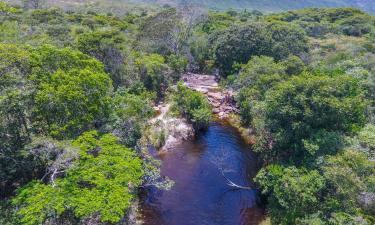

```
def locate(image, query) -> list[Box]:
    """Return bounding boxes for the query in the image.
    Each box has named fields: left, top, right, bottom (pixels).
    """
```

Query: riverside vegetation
left=0, top=1, right=375, bottom=224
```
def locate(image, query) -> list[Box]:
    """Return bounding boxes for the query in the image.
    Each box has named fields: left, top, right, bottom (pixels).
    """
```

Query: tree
left=255, top=74, right=367, bottom=162
left=255, top=165, right=326, bottom=224
left=282, top=55, right=305, bottom=76
left=135, top=53, right=171, bottom=97
left=356, top=124, right=375, bottom=159
left=76, top=30, right=128, bottom=88
left=13, top=131, right=144, bottom=224
left=211, top=23, right=271, bottom=75
left=340, top=14, right=373, bottom=37
left=0, top=44, right=32, bottom=197
left=137, top=8, right=180, bottom=54
left=267, top=22, right=309, bottom=60
left=137, top=6, right=206, bottom=55
left=109, top=88, right=155, bottom=147
left=30, top=45, right=113, bottom=139
left=0, top=2, right=19, bottom=17
left=235, top=56, right=286, bottom=124
left=33, top=68, right=112, bottom=139
left=22, top=0, right=45, bottom=10
left=322, top=149, right=375, bottom=218
left=235, top=56, right=286, bottom=93
left=211, top=22, right=308, bottom=76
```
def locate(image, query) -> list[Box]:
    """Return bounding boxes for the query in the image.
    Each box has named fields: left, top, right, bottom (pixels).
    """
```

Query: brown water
left=140, top=122, right=264, bottom=225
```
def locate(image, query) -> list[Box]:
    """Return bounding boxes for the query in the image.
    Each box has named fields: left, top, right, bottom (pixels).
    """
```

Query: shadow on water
left=139, top=121, right=265, bottom=225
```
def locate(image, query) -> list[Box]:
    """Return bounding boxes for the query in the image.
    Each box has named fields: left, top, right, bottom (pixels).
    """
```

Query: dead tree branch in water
left=210, top=148, right=253, bottom=190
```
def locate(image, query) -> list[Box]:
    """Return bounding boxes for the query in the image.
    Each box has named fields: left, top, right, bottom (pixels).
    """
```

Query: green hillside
left=4, top=0, right=375, bottom=14
left=138, top=0, right=375, bottom=14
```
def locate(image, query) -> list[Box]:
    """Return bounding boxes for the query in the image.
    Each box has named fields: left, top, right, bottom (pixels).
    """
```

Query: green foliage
left=322, top=150, right=375, bottom=213
left=0, top=200, right=19, bottom=225
left=357, top=124, right=375, bottom=159
left=256, top=155, right=375, bottom=224
left=282, top=54, right=305, bottom=75
left=0, top=44, right=31, bottom=148
left=31, top=45, right=112, bottom=138
left=173, top=82, right=211, bottom=129
left=267, top=8, right=375, bottom=38
left=2, top=3, right=375, bottom=225
left=210, top=23, right=271, bottom=75
left=199, top=11, right=237, bottom=34
left=13, top=182, right=65, bottom=225
left=13, top=131, right=144, bottom=224
left=211, top=22, right=308, bottom=75
left=0, top=44, right=33, bottom=196
left=256, top=165, right=326, bottom=224
left=256, top=74, right=367, bottom=162
left=29, top=45, right=104, bottom=83
left=137, top=8, right=180, bottom=54
left=113, top=88, right=154, bottom=121
left=267, top=22, right=309, bottom=60
left=236, top=56, right=286, bottom=94
left=166, top=54, right=188, bottom=78
left=34, top=68, right=112, bottom=138
left=135, top=53, right=171, bottom=96
left=0, top=2, right=19, bottom=15
left=235, top=56, right=287, bottom=124
left=110, top=88, right=155, bottom=147
left=76, top=30, right=128, bottom=88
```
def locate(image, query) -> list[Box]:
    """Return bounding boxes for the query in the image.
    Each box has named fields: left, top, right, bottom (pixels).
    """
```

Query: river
left=139, top=121, right=264, bottom=225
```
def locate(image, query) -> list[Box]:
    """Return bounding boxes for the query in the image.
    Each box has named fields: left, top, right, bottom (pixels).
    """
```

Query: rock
left=149, top=104, right=195, bottom=152
left=213, top=108, right=221, bottom=114
left=182, top=72, right=239, bottom=119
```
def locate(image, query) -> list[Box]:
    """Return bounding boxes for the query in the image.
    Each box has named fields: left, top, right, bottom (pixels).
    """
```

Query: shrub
left=173, top=82, right=211, bottom=130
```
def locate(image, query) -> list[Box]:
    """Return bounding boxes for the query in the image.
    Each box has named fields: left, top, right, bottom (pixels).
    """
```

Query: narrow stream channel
left=140, top=121, right=264, bottom=225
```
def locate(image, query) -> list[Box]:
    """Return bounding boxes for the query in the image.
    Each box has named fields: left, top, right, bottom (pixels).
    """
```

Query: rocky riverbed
left=148, top=104, right=195, bottom=152
left=182, top=73, right=238, bottom=119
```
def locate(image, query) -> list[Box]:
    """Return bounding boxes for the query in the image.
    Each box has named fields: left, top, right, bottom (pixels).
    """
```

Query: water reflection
left=140, top=122, right=264, bottom=225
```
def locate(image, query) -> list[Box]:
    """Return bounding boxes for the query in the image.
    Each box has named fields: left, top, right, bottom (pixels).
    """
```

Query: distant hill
left=5, top=0, right=375, bottom=14
left=132, top=0, right=375, bottom=14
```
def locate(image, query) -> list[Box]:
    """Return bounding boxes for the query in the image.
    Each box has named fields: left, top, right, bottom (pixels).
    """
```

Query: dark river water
left=139, top=122, right=264, bottom=225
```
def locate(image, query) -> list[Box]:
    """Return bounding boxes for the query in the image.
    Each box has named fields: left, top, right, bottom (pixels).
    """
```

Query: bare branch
left=210, top=147, right=253, bottom=190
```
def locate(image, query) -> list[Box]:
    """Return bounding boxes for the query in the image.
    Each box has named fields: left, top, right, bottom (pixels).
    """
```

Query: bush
left=173, top=82, right=211, bottom=130
left=166, top=54, right=188, bottom=79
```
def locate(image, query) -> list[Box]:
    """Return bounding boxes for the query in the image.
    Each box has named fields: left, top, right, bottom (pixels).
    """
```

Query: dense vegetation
left=0, top=1, right=192, bottom=223
left=5, top=0, right=375, bottom=14
left=212, top=7, right=375, bottom=225
left=176, top=4, right=375, bottom=225
left=1, top=0, right=375, bottom=224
